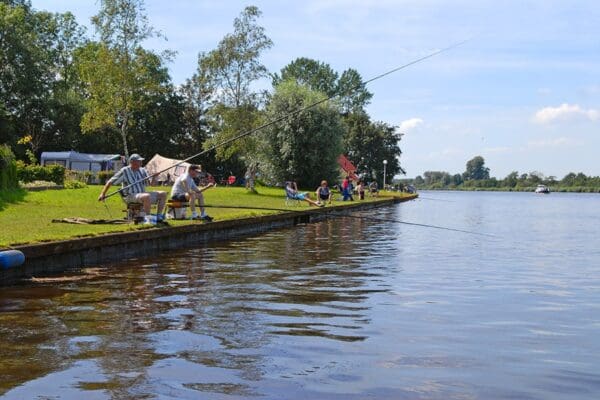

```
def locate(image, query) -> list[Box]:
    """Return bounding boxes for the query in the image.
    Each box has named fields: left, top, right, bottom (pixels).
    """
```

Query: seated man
left=98, top=153, right=167, bottom=221
left=285, top=181, right=323, bottom=207
left=369, top=181, right=379, bottom=197
left=171, top=164, right=215, bottom=221
left=315, top=180, right=333, bottom=205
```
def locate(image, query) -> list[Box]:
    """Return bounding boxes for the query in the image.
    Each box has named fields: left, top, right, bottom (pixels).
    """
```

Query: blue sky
left=33, top=1, right=600, bottom=178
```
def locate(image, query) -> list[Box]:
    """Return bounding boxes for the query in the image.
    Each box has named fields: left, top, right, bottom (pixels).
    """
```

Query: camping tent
left=144, top=154, right=190, bottom=185
left=41, top=151, right=121, bottom=172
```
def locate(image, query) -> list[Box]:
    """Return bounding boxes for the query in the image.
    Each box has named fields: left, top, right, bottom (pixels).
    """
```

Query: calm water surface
left=1, top=191, right=599, bottom=399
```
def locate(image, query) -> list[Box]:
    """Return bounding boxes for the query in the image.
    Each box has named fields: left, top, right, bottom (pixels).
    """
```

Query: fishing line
left=101, top=39, right=471, bottom=200
left=201, top=204, right=496, bottom=237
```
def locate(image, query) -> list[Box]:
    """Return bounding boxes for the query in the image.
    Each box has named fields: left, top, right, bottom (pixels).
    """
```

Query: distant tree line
left=0, top=0, right=403, bottom=189
left=400, top=156, right=600, bottom=192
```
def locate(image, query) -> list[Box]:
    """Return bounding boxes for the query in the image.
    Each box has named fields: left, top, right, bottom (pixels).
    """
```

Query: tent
left=337, top=154, right=360, bottom=181
left=144, top=154, right=190, bottom=185
left=41, top=151, right=121, bottom=172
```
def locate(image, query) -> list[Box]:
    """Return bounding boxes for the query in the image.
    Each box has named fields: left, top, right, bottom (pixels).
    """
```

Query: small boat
left=535, top=184, right=550, bottom=194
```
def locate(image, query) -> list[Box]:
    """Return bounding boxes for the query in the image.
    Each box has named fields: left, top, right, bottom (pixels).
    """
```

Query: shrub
left=97, top=170, right=113, bottom=185
left=17, top=163, right=66, bottom=185
left=64, top=180, right=87, bottom=189
left=0, top=144, right=18, bottom=190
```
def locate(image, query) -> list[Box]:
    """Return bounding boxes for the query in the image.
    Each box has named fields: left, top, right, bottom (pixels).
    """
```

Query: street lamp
left=383, top=159, right=388, bottom=190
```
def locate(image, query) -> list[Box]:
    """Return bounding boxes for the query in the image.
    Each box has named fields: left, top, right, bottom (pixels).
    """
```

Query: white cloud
left=398, top=118, right=424, bottom=133
left=528, top=137, right=581, bottom=148
left=533, top=103, right=600, bottom=124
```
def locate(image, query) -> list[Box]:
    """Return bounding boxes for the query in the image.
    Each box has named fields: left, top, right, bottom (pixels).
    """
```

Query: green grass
left=0, top=185, right=411, bottom=247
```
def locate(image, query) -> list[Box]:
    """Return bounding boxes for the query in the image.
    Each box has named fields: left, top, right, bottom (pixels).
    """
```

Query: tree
left=336, top=68, right=372, bottom=114
left=78, top=0, right=170, bottom=157
left=503, top=171, right=519, bottom=188
left=272, top=57, right=338, bottom=97
left=0, top=2, right=86, bottom=158
left=259, top=80, right=343, bottom=188
left=342, top=111, right=403, bottom=184
left=273, top=60, right=372, bottom=114
left=463, top=156, right=490, bottom=181
left=200, top=6, right=272, bottom=173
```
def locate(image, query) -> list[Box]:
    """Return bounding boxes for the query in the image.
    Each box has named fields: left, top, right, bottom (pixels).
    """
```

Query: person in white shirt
left=170, top=164, right=215, bottom=221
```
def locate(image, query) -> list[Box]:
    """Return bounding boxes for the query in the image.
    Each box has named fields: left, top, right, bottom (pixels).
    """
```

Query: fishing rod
left=201, top=204, right=496, bottom=237
left=101, top=39, right=470, bottom=200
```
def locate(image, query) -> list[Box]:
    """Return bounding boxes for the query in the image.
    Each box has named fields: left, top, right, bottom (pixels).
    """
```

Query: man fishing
left=98, top=153, right=167, bottom=221
left=170, top=164, right=215, bottom=221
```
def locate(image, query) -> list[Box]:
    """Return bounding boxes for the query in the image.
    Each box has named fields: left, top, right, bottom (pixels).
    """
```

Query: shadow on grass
left=0, top=188, right=27, bottom=211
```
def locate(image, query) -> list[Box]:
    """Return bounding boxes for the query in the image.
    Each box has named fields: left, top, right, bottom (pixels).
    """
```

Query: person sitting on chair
left=98, top=153, right=167, bottom=221
left=315, top=180, right=333, bottom=205
left=369, top=181, right=379, bottom=197
left=171, top=164, right=215, bottom=221
left=285, top=181, right=323, bottom=207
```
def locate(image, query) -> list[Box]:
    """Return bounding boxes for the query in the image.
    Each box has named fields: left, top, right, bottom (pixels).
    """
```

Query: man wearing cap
left=98, top=153, right=167, bottom=221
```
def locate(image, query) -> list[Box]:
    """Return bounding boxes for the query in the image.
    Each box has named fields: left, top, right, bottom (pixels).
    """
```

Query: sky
left=32, top=0, right=600, bottom=179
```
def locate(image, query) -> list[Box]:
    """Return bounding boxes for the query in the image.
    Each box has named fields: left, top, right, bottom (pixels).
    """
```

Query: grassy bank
left=0, top=185, right=411, bottom=247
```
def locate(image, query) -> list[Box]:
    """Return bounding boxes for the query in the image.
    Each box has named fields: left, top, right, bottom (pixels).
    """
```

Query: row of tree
left=401, top=156, right=600, bottom=191
left=1, top=0, right=403, bottom=188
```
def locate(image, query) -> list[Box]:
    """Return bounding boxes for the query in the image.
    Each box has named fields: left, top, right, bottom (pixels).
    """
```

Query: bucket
left=167, top=207, right=187, bottom=220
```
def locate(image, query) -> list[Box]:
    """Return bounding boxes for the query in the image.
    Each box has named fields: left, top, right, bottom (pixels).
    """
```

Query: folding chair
left=284, top=182, right=301, bottom=206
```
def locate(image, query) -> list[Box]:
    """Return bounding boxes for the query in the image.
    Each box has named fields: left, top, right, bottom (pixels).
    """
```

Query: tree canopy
left=463, top=156, right=490, bottom=181
left=259, top=80, right=343, bottom=188
left=1, top=2, right=406, bottom=188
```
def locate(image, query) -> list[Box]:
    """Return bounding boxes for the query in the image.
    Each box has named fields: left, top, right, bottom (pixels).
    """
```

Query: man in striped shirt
left=98, top=153, right=167, bottom=220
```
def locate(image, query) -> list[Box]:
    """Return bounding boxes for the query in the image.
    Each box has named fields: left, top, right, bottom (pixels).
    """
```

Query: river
left=1, top=191, right=599, bottom=399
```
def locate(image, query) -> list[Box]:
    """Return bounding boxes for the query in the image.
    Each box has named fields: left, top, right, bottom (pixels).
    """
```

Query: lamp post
left=383, top=159, right=388, bottom=191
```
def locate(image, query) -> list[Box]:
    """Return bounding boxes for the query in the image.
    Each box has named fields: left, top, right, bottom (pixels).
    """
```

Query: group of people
left=285, top=176, right=378, bottom=206
left=98, top=153, right=382, bottom=223
left=98, top=153, right=214, bottom=223
left=285, top=180, right=333, bottom=207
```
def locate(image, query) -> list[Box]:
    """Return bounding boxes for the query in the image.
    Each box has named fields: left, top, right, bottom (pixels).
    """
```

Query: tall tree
left=273, top=60, right=372, bottom=114
left=200, top=6, right=272, bottom=173
left=259, top=80, right=343, bottom=188
left=336, top=68, right=372, bottom=114
left=273, top=57, right=338, bottom=97
left=0, top=2, right=85, bottom=157
left=463, top=155, right=490, bottom=180
left=79, top=0, right=170, bottom=157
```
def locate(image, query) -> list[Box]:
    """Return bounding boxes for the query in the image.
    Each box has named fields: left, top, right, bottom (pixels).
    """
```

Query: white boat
left=535, top=184, right=550, bottom=194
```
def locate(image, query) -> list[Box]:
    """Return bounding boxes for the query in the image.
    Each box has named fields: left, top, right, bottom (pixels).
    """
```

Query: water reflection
left=2, top=193, right=600, bottom=399
left=0, top=217, right=389, bottom=398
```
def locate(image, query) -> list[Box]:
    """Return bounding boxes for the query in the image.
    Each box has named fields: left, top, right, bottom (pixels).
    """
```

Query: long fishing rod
left=102, top=39, right=470, bottom=200
left=201, top=204, right=496, bottom=237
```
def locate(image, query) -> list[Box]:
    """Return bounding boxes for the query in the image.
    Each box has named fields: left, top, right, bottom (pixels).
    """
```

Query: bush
left=64, top=180, right=87, bottom=189
left=0, top=144, right=18, bottom=190
left=17, top=163, right=66, bottom=185
left=97, top=170, right=113, bottom=185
